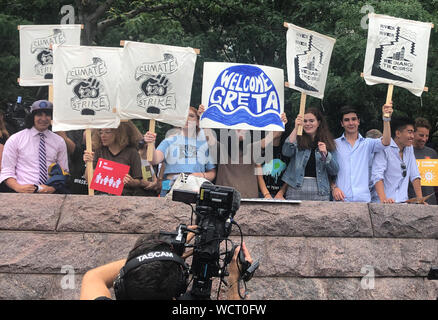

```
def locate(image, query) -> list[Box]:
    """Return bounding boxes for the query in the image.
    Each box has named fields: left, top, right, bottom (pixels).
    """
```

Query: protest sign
left=52, top=45, right=122, bottom=131
left=363, top=13, right=433, bottom=97
left=284, top=22, right=335, bottom=135
left=200, top=62, right=284, bottom=131
left=90, top=158, right=130, bottom=196
left=18, top=24, right=81, bottom=86
left=285, top=23, right=336, bottom=100
left=117, top=41, right=197, bottom=128
left=416, top=159, right=438, bottom=187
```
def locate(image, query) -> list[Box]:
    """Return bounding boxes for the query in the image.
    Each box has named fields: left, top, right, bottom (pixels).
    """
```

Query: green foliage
left=0, top=0, right=437, bottom=142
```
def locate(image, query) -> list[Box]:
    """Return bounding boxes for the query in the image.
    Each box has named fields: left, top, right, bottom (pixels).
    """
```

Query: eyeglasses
left=401, top=162, right=407, bottom=178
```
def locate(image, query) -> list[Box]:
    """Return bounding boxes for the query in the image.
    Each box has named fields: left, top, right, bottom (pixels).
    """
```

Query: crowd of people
left=0, top=99, right=437, bottom=205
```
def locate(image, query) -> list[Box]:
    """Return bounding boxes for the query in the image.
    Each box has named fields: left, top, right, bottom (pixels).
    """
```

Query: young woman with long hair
left=83, top=121, right=146, bottom=196
left=282, top=108, right=339, bottom=201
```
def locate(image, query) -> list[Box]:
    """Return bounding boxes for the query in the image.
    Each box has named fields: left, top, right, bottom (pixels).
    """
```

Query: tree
left=0, top=0, right=437, bottom=143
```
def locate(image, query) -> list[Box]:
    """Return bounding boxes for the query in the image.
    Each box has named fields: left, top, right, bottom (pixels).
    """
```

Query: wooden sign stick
left=85, top=129, right=94, bottom=196
left=48, top=85, right=54, bottom=102
left=297, top=92, right=307, bottom=136
left=384, top=84, right=394, bottom=118
left=147, top=120, right=155, bottom=161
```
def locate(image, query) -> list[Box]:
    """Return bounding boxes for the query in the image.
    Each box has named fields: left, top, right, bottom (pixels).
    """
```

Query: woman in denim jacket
left=282, top=108, right=338, bottom=201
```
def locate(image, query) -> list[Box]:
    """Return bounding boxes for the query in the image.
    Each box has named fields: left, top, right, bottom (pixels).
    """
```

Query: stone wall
left=0, top=193, right=437, bottom=300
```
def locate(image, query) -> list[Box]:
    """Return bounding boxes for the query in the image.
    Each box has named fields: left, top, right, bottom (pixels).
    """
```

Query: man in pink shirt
left=0, top=100, right=68, bottom=193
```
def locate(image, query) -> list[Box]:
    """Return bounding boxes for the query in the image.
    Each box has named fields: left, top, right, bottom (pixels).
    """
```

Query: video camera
left=3, top=96, right=31, bottom=134
left=160, top=182, right=259, bottom=300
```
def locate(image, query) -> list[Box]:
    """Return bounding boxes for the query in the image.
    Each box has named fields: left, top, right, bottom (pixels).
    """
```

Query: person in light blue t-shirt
left=144, top=107, right=216, bottom=196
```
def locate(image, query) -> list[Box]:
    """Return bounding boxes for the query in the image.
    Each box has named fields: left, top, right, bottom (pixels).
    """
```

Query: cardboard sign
left=416, top=159, right=438, bottom=186
left=363, top=14, right=433, bottom=96
left=200, top=62, right=284, bottom=131
left=19, top=24, right=81, bottom=86
left=90, top=158, right=130, bottom=195
left=117, top=41, right=197, bottom=127
left=52, top=45, right=122, bottom=131
left=285, top=23, right=336, bottom=99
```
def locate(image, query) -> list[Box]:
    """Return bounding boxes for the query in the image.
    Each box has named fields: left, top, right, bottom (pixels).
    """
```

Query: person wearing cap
left=0, top=100, right=68, bottom=193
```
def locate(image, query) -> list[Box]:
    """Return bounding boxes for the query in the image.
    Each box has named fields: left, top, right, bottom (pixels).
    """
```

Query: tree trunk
left=75, top=0, right=105, bottom=45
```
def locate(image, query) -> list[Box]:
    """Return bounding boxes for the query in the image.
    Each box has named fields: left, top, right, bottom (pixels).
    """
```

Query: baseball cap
left=31, top=100, right=53, bottom=112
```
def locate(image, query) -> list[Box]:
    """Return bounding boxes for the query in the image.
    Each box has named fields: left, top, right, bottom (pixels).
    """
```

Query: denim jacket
left=281, top=141, right=339, bottom=196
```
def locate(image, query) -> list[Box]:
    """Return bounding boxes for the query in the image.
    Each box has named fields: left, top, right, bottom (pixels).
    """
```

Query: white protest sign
left=19, top=25, right=81, bottom=86
left=200, top=62, right=284, bottom=131
left=117, top=41, right=197, bottom=127
left=363, top=13, right=433, bottom=96
left=286, top=23, right=336, bottom=99
left=52, top=45, right=121, bottom=131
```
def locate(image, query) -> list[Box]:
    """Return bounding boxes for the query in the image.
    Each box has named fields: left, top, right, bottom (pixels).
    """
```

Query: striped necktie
left=38, top=132, right=48, bottom=185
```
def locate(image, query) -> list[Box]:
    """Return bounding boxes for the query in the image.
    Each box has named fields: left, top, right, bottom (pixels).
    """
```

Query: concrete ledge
left=0, top=193, right=437, bottom=300
left=369, top=203, right=438, bottom=238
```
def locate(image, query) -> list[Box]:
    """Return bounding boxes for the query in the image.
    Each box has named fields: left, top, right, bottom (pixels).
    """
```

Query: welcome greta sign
left=363, top=13, right=433, bottom=96
left=19, top=25, right=81, bottom=86
left=200, top=62, right=284, bottom=131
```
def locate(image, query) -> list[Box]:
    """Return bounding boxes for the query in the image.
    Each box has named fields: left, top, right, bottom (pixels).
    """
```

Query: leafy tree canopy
left=0, top=0, right=437, bottom=142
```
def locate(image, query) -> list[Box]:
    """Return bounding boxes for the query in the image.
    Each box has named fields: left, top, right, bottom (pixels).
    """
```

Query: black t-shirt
left=66, top=130, right=88, bottom=195
left=260, top=144, right=288, bottom=196
left=304, top=148, right=317, bottom=178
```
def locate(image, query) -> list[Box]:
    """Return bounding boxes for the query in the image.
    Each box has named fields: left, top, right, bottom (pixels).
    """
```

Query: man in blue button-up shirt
left=331, top=103, right=393, bottom=202
left=371, top=116, right=423, bottom=203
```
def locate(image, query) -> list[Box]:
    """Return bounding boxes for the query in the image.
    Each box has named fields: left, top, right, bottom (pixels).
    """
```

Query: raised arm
left=381, top=102, right=393, bottom=146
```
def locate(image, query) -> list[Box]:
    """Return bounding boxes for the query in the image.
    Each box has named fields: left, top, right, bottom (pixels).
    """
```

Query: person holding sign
left=144, top=107, right=216, bottom=196
left=83, top=121, right=145, bottom=196
left=281, top=108, right=338, bottom=201
left=331, top=104, right=393, bottom=202
left=371, top=117, right=423, bottom=203
left=407, top=118, right=437, bottom=204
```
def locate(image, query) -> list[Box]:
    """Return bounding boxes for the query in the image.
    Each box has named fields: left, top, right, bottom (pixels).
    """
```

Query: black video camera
left=3, top=97, right=31, bottom=134
left=160, top=182, right=258, bottom=300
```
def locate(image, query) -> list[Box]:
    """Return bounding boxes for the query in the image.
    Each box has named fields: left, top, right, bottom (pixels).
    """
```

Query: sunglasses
left=401, top=162, right=407, bottom=178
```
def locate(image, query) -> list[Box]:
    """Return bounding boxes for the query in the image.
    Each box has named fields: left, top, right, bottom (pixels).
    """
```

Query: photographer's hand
left=228, top=242, right=253, bottom=300
left=80, top=259, right=126, bottom=300
left=181, top=225, right=197, bottom=259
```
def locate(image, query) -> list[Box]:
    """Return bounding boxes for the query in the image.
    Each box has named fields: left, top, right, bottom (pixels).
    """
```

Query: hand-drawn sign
left=135, top=54, right=178, bottom=115
left=66, top=57, right=110, bottom=115
left=201, top=62, right=284, bottom=131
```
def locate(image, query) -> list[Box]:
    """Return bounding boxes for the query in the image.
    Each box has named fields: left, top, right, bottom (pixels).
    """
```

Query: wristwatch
left=33, top=184, right=40, bottom=193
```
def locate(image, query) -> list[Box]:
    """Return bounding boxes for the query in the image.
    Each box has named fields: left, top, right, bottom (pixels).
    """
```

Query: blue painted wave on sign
left=202, top=64, right=283, bottom=129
